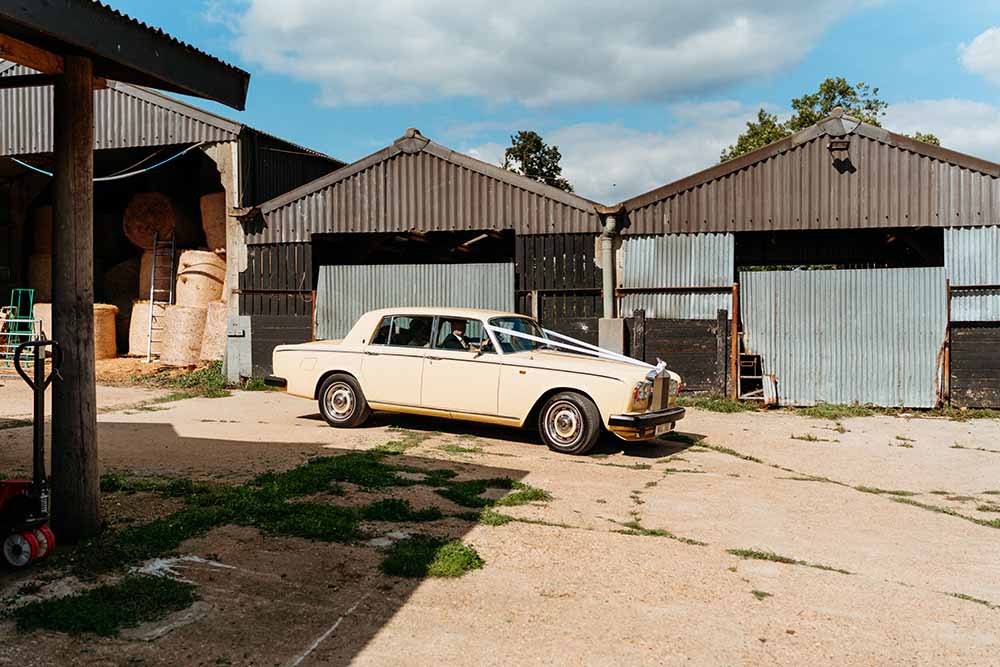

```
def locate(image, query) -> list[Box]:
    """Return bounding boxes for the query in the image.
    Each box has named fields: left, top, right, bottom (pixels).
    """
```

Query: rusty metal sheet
left=740, top=267, right=947, bottom=408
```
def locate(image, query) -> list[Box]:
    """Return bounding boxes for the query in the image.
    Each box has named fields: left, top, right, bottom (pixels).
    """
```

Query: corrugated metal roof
left=945, top=226, right=1000, bottom=322
left=740, top=267, right=947, bottom=407
left=620, top=233, right=733, bottom=319
left=623, top=111, right=1000, bottom=234
left=248, top=129, right=601, bottom=243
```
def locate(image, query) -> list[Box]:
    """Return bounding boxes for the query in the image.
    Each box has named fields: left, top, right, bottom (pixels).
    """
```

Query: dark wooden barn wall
left=627, top=311, right=729, bottom=394
left=239, top=243, right=313, bottom=376
left=515, top=233, right=600, bottom=343
left=951, top=324, right=1000, bottom=408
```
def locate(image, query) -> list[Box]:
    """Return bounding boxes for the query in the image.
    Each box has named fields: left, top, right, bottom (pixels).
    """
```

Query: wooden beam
left=0, top=33, right=63, bottom=74
left=51, top=56, right=100, bottom=542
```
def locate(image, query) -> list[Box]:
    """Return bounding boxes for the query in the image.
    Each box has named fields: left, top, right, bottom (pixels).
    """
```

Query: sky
left=113, top=0, right=1000, bottom=203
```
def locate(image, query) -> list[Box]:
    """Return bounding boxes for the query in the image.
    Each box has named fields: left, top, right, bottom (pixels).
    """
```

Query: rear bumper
left=264, top=375, right=287, bottom=388
left=608, top=407, right=685, bottom=441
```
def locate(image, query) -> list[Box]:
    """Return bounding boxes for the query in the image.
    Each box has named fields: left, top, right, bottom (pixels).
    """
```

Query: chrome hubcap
left=545, top=401, right=582, bottom=445
left=325, top=382, right=355, bottom=420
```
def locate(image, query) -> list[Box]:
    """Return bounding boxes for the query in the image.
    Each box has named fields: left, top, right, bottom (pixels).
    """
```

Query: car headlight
left=632, top=380, right=653, bottom=411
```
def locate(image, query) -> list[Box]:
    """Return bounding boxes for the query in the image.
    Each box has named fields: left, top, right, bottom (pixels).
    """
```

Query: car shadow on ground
left=0, top=420, right=531, bottom=666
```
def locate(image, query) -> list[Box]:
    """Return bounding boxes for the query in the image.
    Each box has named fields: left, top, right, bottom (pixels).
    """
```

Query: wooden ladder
left=144, top=231, right=175, bottom=362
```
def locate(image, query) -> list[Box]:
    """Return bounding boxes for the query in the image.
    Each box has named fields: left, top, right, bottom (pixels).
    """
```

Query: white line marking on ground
left=286, top=592, right=371, bottom=667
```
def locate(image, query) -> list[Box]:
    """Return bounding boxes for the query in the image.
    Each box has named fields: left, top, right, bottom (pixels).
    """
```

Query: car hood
left=505, top=349, right=655, bottom=382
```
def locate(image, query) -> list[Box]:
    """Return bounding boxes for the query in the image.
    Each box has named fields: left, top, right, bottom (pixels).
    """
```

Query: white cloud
left=465, top=101, right=761, bottom=202
left=224, top=0, right=862, bottom=107
left=959, top=27, right=1000, bottom=85
left=885, top=99, right=1000, bottom=161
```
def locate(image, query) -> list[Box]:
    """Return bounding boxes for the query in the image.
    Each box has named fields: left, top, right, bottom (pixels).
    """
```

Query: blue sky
left=114, top=1, right=1000, bottom=202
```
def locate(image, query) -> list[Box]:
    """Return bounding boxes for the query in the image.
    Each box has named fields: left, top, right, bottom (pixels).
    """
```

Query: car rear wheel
left=538, top=392, right=601, bottom=455
left=318, top=374, right=370, bottom=428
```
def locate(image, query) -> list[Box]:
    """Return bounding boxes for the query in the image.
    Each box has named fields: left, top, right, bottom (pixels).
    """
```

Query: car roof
left=364, top=307, right=529, bottom=320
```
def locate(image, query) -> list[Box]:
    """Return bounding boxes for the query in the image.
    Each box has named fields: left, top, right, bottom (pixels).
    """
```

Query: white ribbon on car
left=483, top=323, right=666, bottom=375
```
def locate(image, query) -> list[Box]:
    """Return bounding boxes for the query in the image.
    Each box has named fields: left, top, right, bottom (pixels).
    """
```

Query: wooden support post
left=630, top=309, right=645, bottom=362
left=715, top=308, right=728, bottom=397
left=730, top=282, right=739, bottom=400
left=51, top=56, right=99, bottom=541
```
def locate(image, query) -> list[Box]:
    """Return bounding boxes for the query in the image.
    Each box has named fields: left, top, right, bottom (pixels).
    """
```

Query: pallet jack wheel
left=37, top=525, right=55, bottom=557
left=32, top=528, right=49, bottom=559
left=3, top=531, right=39, bottom=568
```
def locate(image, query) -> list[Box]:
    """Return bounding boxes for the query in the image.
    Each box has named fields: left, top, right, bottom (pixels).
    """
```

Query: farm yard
left=1, top=370, right=998, bottom=666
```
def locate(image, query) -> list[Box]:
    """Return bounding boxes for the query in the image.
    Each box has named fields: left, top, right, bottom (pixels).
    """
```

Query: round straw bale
left=32, top=303, right=52, bottom=340
left=93, top=304, right=119, bottom=360
left=33, top=205, right=53, bottom=253
left=175, top=250, right=226, bottom=308
left=122, top=192, right=198, bottom=249
left=139, top=249, right=179, bottom=301
left=200, top=192, right=227, bottom=253
left=199, top=301, right=228, bottom=361
left=28, top=253, right=51, bottom=301
left=160, top=305, right=207, bottom=367
left=128, top=300, right=167, bottom=357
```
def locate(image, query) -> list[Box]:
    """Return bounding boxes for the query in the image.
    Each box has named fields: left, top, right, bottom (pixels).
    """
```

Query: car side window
left=387, top=316, right=434, bottom=348
left=370, top=317, right=391, bottom=345
left=434, top=318, right=493, bottom=353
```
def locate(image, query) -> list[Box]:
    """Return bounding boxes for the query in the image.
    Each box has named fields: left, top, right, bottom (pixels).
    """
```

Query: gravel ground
left=0, top=387, right=998, bottom=666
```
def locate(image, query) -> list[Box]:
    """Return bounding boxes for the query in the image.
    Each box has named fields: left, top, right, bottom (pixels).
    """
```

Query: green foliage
left=794, top=403, right=875, bottom=419
left=721, top=77, right=939, bottom=162
left=751, top=590, right=773, bottom=601
left=502, top=130, right=573, bottom=192
left=676, top=396, right=759, bottom=413
left=726, top=548, right=851, bottom=575
left=360, top=498, right=443, bottom=523
left=436, top=478, right=551, bottom=508
left=135, top=361, right=231, bottom=399
left=477, top=509, right=515, bottom=526
left=380, top=536, right=484, bottom=578
left=12, top=575, right=196, bottom=637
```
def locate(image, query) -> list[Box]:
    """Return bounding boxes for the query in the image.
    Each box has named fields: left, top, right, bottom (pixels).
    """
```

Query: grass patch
left=751, top=590, right=772, bottom=601
left=854, top=486, right=918, bottom=497
left=477, top=509, right=515, bottom=526
left=976, top=503, right=1000, bottom=513
left=360, top=498, right=443, bottom=522
left=436, top=478, right=550, bottom=508
left=379, top=536, right=483, bottom=578
left=240, top=377, right=275, bottom=391
left=982, top=490, right=1000, bottom=496
left=661, top=431, right=703, bottom=445
left=946, top=592, right=996, bottom=609
left=790, top=433, right=838, bottom=443
left=950, top=443, right=1000, bottom=455
left=698, top=443, right=764, bottom=464
left=726, top=548, right=851, bottom=575
left=372, top=429, right=434, bottom=454
left=677, top=396, right=759, bottom=413
left=945, top=495, right=978, bottom=503
left=11, top=575, right=196, bottom=637
left=133, top=362, right=232, bottom=399
left=895, top=435, right=914, bottom=442
left=891, top=497, right=1000, bottom=530
left=438, top=443, right=483, bottom=455
left=617, top=520, right=708, bottom=546
left=662, top=467, right=706, bottom=475
left=794, top=403, right=874, bottom=420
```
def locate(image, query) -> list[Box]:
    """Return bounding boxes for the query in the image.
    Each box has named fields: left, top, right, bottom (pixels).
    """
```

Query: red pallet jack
left=1, top=340, right=60, bottom=568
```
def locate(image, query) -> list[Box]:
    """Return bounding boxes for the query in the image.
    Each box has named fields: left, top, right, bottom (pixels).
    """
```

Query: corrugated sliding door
left=740, top=267, right=947, bottom=408
left=315, top=263, right=515, bottom=340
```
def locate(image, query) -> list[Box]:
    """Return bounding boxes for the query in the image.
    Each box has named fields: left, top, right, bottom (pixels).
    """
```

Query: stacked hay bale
left=128, top=301, right=166, bottom=357
left=160, top=305, right=208, bottom=366
left=33, top=303, right=118, bottom=359
left=102, top=257, right=141, bottom=353
left=123, top=193, right=199, bottom=249
left=200, top=192, right=227, bottom=253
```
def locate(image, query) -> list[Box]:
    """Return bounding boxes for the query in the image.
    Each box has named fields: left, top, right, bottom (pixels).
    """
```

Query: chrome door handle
left=364, top=350, right=379, bottom=356
left=427, top=355, right=442, bottom=361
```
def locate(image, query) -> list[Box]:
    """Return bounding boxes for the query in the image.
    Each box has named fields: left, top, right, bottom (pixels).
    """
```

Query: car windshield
left=488, top=317, right=548, bottom=353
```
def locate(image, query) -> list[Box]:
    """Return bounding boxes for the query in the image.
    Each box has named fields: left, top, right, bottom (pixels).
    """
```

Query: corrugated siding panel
left=251, top=151, right=598, bottom=243
left=945, top=226, right=1000, bottom=322
left=740, top=268, right=947, bottom=408
left=628, top=135, right=1000, bottom=233
left=0, top=83, right=237, bottom=155
left=620, top=234, right=733, bottom=319
left=315, top=263, right=515, bottom=340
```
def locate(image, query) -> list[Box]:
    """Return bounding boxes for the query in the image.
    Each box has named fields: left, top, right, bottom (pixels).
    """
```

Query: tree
left=721, top=77, right=937, bottom=162
left=908, top=131, right=941, bottom=146
left=502, top=130, right=573, bottom=192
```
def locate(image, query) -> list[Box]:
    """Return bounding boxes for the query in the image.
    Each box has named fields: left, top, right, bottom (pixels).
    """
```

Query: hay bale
left=200, top=192, right=227, bottom=253
left=139, top=249, right=179, bottom=301
left=103, top=257, right=142, bottom=354
left=33, top=206, right=53, bottom=253
left=199, top=301, right=228, bottom=361
left=160, top=305, right=207, bottom=366
left=32, top=303, right=52, bottom=340
left=122, top=192, right=198, bottom=249
left=93, top=304, right=119, bottom=360
left=128, top=301, right=167, bottom=357
left=175, top=250, right=226, bottom=308
left=28, top=254, right=51, bottom=301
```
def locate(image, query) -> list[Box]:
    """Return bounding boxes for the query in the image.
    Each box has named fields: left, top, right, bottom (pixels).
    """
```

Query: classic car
left=265, top=307, right=684, bottom=455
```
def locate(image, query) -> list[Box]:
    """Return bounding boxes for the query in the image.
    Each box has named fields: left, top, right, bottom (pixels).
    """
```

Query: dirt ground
left=1, top=384, right=999, bottom=666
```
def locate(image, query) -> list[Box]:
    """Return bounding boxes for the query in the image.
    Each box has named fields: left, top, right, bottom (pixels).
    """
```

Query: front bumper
left=608, top=407, right=685, bottom=441
left=264, top=375, right=287, bottom=388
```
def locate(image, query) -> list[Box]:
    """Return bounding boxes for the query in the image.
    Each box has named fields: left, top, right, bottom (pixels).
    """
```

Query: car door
left=421, top=316, right=501, bottom=416
left=361, top=314, right=432, bottom=407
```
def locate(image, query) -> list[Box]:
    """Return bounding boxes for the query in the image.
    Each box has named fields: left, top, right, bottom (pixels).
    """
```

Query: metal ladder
left=145, top=231, right=175, bottom=362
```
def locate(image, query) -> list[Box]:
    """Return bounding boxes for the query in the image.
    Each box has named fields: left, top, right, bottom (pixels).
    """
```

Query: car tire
left=318, top=374, right=370, bottom=428
left=538, top=392, right=602, bottom=455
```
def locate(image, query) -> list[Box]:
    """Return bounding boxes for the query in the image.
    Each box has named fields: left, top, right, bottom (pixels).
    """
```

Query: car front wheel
left=318, top=374, right=370, bottom=428
left=538, top=392, right=601, bottom=455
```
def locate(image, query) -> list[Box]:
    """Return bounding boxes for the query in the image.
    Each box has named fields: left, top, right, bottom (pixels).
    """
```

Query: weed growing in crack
left=726, top=548, right=851, bottom=575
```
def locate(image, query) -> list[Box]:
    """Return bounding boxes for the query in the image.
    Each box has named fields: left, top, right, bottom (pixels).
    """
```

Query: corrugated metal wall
left=238, top=129, right=343, bottom=207
left=627, top=133, right=1000, bottom=234
left=315, top=263, right=515, bottom=340
left=620, top=234, right=733, bottom=318
left=0, top=79, right=239, bottom=155
left=250, top=148, right=599, bottom=244
left=740, top=267, right=947, bottom=407
left=945, top=226, right=1000, bottom=322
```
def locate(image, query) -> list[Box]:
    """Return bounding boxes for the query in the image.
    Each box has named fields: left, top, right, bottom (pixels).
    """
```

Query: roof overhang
left=0, top=0, right=249, bottom=110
